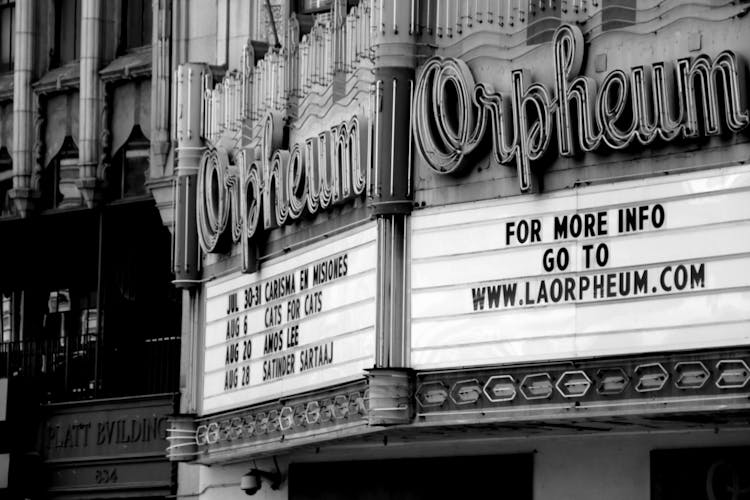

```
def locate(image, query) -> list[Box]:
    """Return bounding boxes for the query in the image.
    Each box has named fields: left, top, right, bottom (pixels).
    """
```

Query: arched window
left=106, top=126, right=149, bottom=201
left=0, top=146, right=13, bottom=216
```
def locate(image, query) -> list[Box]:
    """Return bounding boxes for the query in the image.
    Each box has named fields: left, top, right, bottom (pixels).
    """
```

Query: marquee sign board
left=202, top=223, right=377, bottom=413
left=410, top=165, right=750, bottom=369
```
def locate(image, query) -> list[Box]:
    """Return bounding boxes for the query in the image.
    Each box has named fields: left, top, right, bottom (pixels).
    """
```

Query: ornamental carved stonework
left=31, top=94, right=46, bottom=193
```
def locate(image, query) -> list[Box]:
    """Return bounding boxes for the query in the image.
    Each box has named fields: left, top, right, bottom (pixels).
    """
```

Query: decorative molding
left=169, top=380, right=369, bottom=461
left=31, top=94, right=46, bottom=192
left=409, top=0, right=746, bottom=55
left=415, top=348, right=750, bottom=421
left=98, top=82, right=112, bottom=181
left=100, top=47, right=153, bottom=84
left=32, top=63, right=81, bottom=96
left=199, top=1, right=374, bottom=153
left=196, top=390, right=368, bottom=446
left=166, top=414, right=198, bottom=461
left=366, top=368, right=413, bottom=425
left=170, top=349, right=750, bottom=461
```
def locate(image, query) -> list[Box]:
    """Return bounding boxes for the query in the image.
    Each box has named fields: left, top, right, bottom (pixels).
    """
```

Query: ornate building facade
left=0, top=1, right=180, bottom=498
left=99, top=0, right=750, bottom=498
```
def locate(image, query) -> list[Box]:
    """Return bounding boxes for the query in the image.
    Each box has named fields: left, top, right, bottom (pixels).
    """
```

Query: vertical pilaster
left=178, top=288, right=201, bottom=415
left=173, top=63, right=206, bottom=288
left=360, top=0, right=417, bottom=427
left=10, top=0, right=36, bottom=217
left=149, top=0, right=178, bottom=232
left=77, top=0, right=102, bottom=207
left=172, top=0, right=188, bottom=70
left=151, top=0, right=172, bottom=175
left=371, top=1, right=416, bottom=371
left=365, top=0, right=419, bottom=426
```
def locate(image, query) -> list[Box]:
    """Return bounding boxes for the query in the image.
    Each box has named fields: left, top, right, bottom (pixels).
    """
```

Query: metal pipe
left=265, top=0, right=282, bottom=49
left=93, top=208, right=104, bottom=398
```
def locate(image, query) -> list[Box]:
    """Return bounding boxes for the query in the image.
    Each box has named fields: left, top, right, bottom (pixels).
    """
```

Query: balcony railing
left=0, top=335, right=180, bottom=402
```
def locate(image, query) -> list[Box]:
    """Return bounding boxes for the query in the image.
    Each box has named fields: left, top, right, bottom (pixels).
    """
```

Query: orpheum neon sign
left=413, top=24, right=749, bottom=192
left=196, top=113, right=368, bottom=271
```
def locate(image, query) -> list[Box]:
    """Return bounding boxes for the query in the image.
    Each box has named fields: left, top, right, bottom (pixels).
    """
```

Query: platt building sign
left=42, top=396, right=172, bottom=497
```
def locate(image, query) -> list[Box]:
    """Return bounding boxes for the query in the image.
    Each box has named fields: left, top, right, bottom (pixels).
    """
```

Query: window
left=120, top=0, right=152, bottom=51
left=106, top=127, right=149, bottom=200
left=79, top=307, right=99, bottom=343
left=0, top=147, right=12, bottom=216
left=297, top=0, right=333, bottom=14
left=41, top=137, right=78, bottom=210
left=54, top=0, right=80, bottom=66
left=44, top=289, right=97, bottom=345
left=44, top=289, right=71, bottom=345
left=293, top=0, right=357, bottom=37
left=1, top=291, right=22, bottom=344
left=1, top=293, right=12, bottom=343
left=0, top=0, right=13, bottom=72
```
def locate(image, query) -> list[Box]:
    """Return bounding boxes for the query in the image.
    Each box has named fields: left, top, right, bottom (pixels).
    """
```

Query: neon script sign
left=196, top=114, right=369, bottom=271
left=413, top=24, right=749, bottom=192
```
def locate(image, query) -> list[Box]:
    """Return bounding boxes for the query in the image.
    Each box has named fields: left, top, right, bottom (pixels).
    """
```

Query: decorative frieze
left=194, top=389, right=367, bottom=446
left=407, top=0, right=593, bottom=40
left=415, top=349, right=750, bottom=419
left=168, top=349, right=750, bottom=461
left=168, top=381, right=369, bottom=459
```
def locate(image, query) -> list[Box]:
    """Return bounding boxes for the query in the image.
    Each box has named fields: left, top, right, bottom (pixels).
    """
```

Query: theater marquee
left=410, top=166, right=750, bottom=369
left=202, top=224, right=377, bottom=413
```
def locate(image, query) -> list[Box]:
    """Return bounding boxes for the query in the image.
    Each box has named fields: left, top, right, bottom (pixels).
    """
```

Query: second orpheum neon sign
left=196, top=113, right=369, bottom=272
left=412, top=24, right=749, bottom=192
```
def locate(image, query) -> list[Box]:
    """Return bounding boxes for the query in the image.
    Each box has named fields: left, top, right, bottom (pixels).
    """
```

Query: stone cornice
left=99, top=47, right=153, bottom=83
left=32, top=62, right=80, bottom=96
